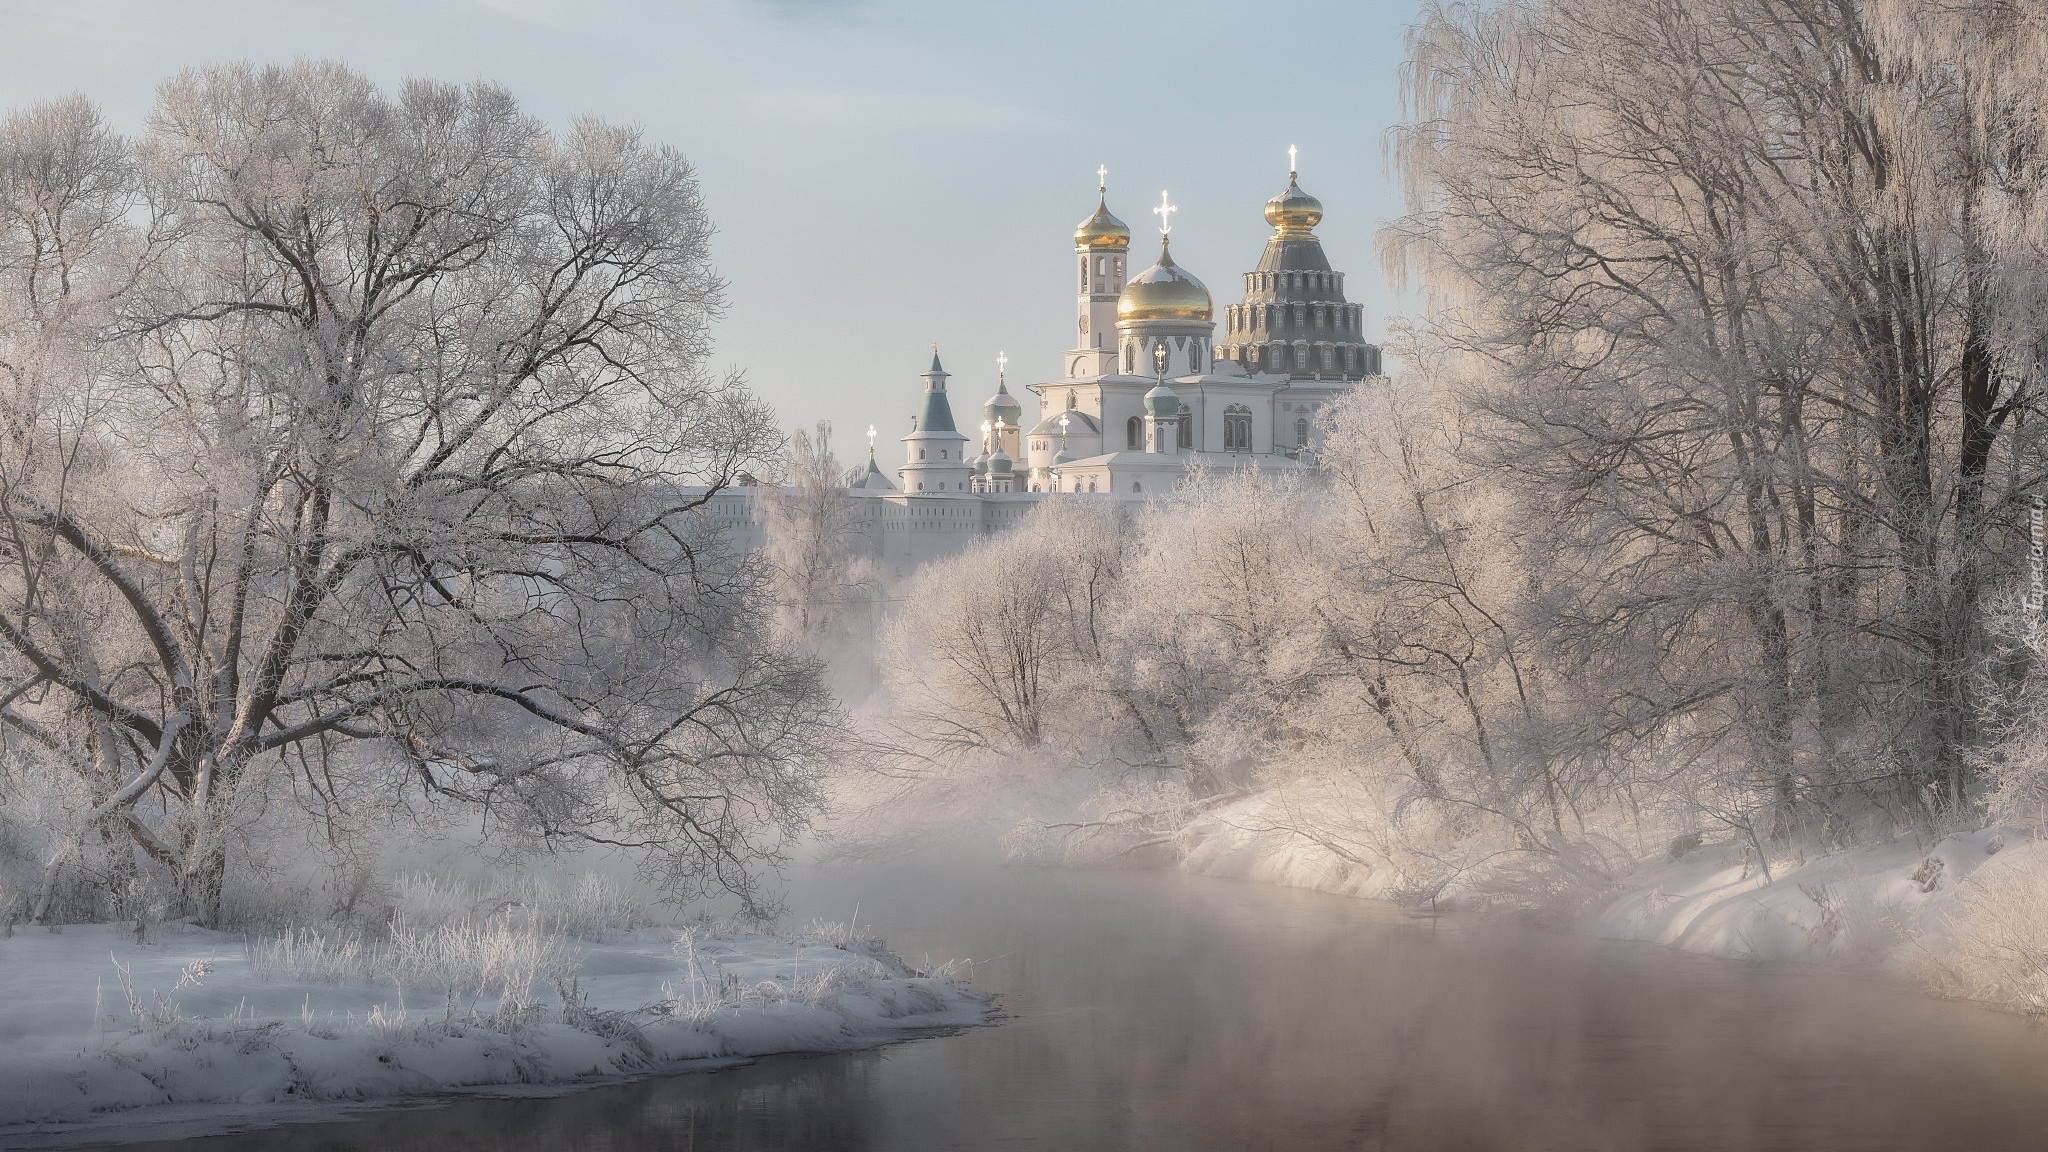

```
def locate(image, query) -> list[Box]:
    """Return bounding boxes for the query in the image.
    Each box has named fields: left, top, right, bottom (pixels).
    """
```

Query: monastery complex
left=714, top=158, right=1384, bottom=577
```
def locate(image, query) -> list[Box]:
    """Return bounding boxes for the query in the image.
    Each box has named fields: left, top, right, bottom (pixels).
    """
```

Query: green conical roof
left=919, top=390, right=958, bottom=433
left=917, top=349, right=958, bottom=433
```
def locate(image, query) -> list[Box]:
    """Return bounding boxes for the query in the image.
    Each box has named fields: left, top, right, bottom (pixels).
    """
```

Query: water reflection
left=91, top=864, right=2048, bottom=1151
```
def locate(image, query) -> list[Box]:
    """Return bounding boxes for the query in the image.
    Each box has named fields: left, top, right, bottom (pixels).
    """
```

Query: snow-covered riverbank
left=1169, top=791, right=2045, bottom=992
left=1590, top=824, right=2016, bottom=963
left=0, top=918, right=991, bottom=1147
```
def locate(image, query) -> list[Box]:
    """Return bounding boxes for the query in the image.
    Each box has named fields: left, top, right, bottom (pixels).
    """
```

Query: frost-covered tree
left=0, top=65, right=835, bottom=923
left=759, top=423, right=884, bottom=685
left=884, top=498, right=1131, bottom=762
left=1390, top=0, right=2048, bottom=834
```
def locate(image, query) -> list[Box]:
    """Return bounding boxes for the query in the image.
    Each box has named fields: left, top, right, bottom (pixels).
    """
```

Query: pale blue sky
left=0, top=0, right=1422, bottom=465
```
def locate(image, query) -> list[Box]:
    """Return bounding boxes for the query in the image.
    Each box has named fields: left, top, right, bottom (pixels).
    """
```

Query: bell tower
left=1067, top=167, right=1128, bottom=380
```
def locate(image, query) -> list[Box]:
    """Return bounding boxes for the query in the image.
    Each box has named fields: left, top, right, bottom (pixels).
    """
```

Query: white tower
left=1067, top=167, right=1129, bottom=380
left=899, top=349, right=972, bottom=494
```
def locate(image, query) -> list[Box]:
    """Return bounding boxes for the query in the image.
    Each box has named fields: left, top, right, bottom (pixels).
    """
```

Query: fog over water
left=95, top=861, right=2048, bottom=1152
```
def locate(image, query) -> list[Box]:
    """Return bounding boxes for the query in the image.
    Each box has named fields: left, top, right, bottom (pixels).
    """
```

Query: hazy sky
left=0, top=0, right=1422, bottom=466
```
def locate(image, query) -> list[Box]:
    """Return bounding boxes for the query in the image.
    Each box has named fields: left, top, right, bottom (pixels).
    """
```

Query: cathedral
left=835, top=156, right=1384, bottom=574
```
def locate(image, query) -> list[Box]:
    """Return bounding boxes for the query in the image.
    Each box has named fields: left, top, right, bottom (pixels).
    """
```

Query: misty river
left=100, top=860, right=2048, bottom=1152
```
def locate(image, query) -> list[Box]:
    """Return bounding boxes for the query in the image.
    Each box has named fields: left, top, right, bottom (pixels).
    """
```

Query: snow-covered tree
left=0, top=65, right=835, bottom=923
left=885, top=498, right=1130, bottom=762
left=1389, top=0, right=2048, bottom=835
left=759, top=423, right=885, bottom=695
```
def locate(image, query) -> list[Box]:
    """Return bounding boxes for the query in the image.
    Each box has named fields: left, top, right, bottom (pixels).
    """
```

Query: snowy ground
left=1590, top=825, right=2018, bottom=964
left=1172, top=790, right=2032, bottom=973
left=0, top=919, right=991, bottom=1147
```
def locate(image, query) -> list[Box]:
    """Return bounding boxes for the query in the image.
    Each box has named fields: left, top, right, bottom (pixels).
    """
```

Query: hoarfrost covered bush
left=883, top=380, right=1634, bottom=909
left=1912, top=845, right=2048, bottom=1013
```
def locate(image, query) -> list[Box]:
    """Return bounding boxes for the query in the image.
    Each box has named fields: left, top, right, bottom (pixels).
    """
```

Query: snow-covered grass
left=0, top=881, right=991, bottom=1146
left=244, top=913, right=583, bottom=1028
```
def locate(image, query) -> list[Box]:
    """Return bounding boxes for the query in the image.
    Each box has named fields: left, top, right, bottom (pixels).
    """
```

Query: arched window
left=1295, top=417, right=1310, bottom=448
left=1087, top=477, right=1097, bottom=493
left=1133, top=480, right=1143, bottom=493
left=1223, top=405, right=1253, bottom=452
left=1124, top=343, right=1134, bottom=373
left=918, top=449, right=926, bottom=460
left=1127, top=416, right=1142, bottom=449
left=1178, top=414, right=1193, bottom=449
left=1189, top=344, right=1202, bottom=372
left=1079, top=256, right=1087, bottom=292
left=1067, top=391, right=1078, bottom=410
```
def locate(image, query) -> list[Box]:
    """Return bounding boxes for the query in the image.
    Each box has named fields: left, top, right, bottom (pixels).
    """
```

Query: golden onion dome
left=1117, top=237, right=1212, bottom=323
left=1075, top=195, right=1131, bottom=250
left=1264, top=174, right=1324, bottom=236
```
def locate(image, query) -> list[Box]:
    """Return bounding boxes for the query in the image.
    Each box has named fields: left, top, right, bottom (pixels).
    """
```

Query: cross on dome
left=1154, top=191, right=1176, bottom=235
left=1097, top=165, right=1108, bottom=193
left=1289, top=144, right=1298, bottom=178
left=996, top=351, right=1007, bottom=379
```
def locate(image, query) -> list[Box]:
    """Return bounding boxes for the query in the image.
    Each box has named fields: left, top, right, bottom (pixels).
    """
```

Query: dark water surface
left=100, top=862, right=2048, bottom=1151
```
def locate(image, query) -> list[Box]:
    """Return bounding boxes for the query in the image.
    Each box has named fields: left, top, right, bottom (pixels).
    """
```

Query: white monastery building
left=717, top=157, right=1384, bottom=577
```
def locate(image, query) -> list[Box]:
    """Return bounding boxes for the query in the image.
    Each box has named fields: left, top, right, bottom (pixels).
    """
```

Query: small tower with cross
left=1069, top=166, right=1130, bottom=380
left=980, top=350, right=1024, bottom=463
left=898, top=346, right=973, bottom=495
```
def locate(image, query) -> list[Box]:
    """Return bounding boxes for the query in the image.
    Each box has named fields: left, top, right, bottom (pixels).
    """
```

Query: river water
left=106, top=861, right=2048, bottom=1151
